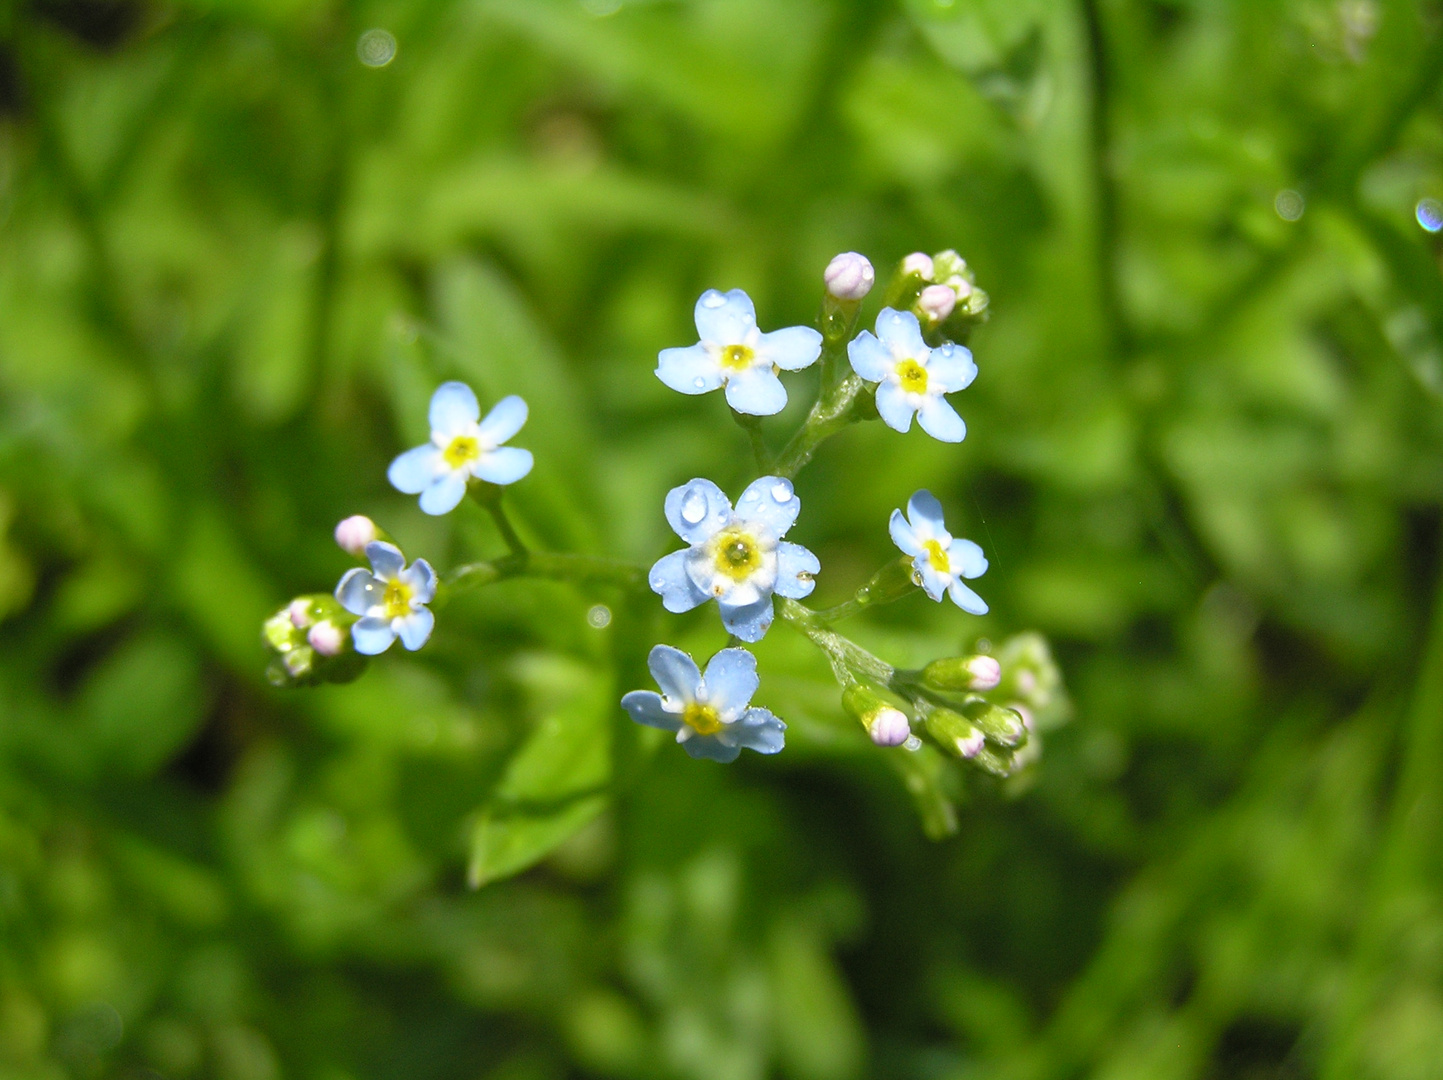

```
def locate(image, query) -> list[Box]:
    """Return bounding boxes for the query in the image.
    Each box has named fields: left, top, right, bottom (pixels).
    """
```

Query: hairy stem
left=439, top=551, right=646, bottom=606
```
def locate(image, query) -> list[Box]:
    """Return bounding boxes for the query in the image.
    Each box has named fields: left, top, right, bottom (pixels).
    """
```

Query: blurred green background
left=4, top=0, right=1443, bottom=1078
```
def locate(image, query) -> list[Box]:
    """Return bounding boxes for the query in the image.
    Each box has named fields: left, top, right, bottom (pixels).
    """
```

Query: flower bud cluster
left=263, top=594, right=365, bottom=687
left=899, top=248, right=990, bottom=330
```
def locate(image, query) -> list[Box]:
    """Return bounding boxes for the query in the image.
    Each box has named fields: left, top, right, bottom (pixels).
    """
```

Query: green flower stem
left=730, top=409, right=772, bottom=473
left=437, top=551, right=646, bottom=607
left=485, top=500, right=529, bottom=557
left=809, top=557, right=917, bottom=623
left=773, top=368, right=866, bottom=480
left=777, top=597, right=894, bottom=686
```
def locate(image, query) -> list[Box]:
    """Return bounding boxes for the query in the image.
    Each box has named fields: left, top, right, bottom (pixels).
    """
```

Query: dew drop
left=693, top=377, right=706, bottom=389
left=701, top=292, right=726, bottom=308
left=680, top=488, right=708, bottom=524
left=903, top=735, right=923, bottom=752
left=651, top=577, right=666, bottom=590
left=770, top=480, right=793, bottom=502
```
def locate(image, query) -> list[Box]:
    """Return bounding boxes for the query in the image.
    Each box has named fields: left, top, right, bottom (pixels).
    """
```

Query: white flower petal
left=428, top=381, right=480, bottom=437
left=396, top=608, right=435, bottom=650
left=622, top=690, right=683, bottom=732
left=948, top=578, right=989, bottom=615
left=774, top=542, right=819, bottom=599
left=477, top=395, right=528, bottom=446
left=366, top=541, right=406, bottom=580
left=657, top=344, right=724, bottom=394
left=874, top=307, right=926, bottom=355
left=701, top=648, right=759, bottom=721
left=723, top=367, right=787, bottom=416
left=917, top=395, right=965, bottom=443
left=927, top=343, right=978, bottom=392
left=874, top=381, right=916, bottom=433
left=889, top=509, right=922, bottom=557
left=719, top=596, right=774, bottom=642
left=400, top=559, right=437, bottom=604
left=352, top=616, right=397, bottom=655
left=905, top=490, right=948, bottom=538
left=733, top=476, right=800, bottom=539
left=473, top=446, right=533, bottom=486
left=948, top=537, right=989, bottom=579
left=694, top=288, right=756, bottom=345
left=847, top=331, right=892, bottom=381
left=757, top=325, right=822, bottom=371
left=388, top=444, right=444, bottom=494
left=649, top=549, right=709, bottom=613
left=663, top=478, right=732, bottom=545
left=647, top=644, right=702, bottom=704
left=336, top=568, right=380, bottom=616
left=419, top=471, right=469, bottom=516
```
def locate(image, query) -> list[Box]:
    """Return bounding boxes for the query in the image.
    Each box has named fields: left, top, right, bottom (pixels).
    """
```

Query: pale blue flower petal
left=429, top=381, right=480, bottom=437
left=400, top=558, right=437, bottom=604
left=694, top=288, right=756, bottom=345
left=352, top=616, right=396, bottom=655
left=649, top=549, right=709, bottom=613
left=719, top=596, right=774, bottom=642
left=657, top=345, right=723, bottom=394
left=388, top=444, right=444, bottom=494
left=875, top=381, right=916, bottom=433
left=927, top=343, right=978, bottom=392
left=419, top=471, right=468, bottom=515
left=774, top=542, right=819, bottom=599
left=477, top=395, right=528, bottom=446
left=336, top=568, right=380, bottom=616
left=916, top=561, right=949, bottom=602
left=949, top=537, right=989, bottom=579
left=733, top=476, right=800, bottom=539
left=729, top=707, right=786, bottom=755
left=621, top=690, right=683, bottom=733
left=396, top=608, right=435, bottom=650
left=874, top=308, right=926, bottom=355
left=724, top=367, right=787, bottom=416
left=647, top=644, right=702, bottom=704
left=663, top=478, right=732, bottom=545
left=889, top=509, right=922, bottom=557
left=473, top=446, right=533, bottom=486
left=701, top=648, right=759, bottom=720
left=948, top=578, right=989, bottom=615
left=758, top=325, right=822, bottom=371
left=681, top=733, right=742, bottom=763
left=906, top=490, right=948, bottom=537
left=366, top=541, right=406, bottom=580
left=917, top=396, right=965, bottom=443
left=847, top=331, right=892, bottom=382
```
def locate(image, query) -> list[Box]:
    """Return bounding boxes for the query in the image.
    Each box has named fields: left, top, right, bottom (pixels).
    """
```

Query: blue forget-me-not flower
left=890, top=490, right=988, bottom=614
left=656, top=289, right=822, bottom=415
left=621, top=644, right=786, bottom=762
left=848, top=308, right=976, bottom=441
left=388, top=382, right=533, bottom=515
left=336, top=541, right=438, bottom=654
left=649, top=476, right=819, bottom=642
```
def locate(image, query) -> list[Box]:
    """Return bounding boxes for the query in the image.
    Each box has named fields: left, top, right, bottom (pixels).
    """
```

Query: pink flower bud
left=901, top=252, right=934, bottom=280
left=308, top=620, right=345, bottom=657
left=289, top=599, right=314, bottom=629
left=334, top=515, right=378, bottom=557
left=917, top=284, right=956, bottom=324
left=868, top=707, right=912, bottom=747
left=956, top=728, right=985, bottom=758
left=824, top=251, right=875, bottom=300
left=963, top=655, right=1001, bottom=691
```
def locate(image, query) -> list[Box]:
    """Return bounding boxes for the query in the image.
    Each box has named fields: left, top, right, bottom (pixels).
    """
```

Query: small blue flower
left=847, top=308, right=977, bottom=441
left=336, top=541, right=438, bottom=654
left=621, top=644, right=786, bottom=762
left=656, top=289, right=822, bottom=416
left=649, top=475, right=819, bottom=642
left=388, top=382, right=534, bottom=515
left=889, top=490, right=988, bottom=613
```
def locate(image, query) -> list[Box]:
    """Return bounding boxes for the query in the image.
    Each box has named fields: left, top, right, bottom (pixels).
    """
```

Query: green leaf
left=78, top=632, right=206, bottom=776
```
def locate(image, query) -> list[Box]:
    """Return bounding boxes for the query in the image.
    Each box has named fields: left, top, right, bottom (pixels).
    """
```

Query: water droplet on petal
left=680, top=488, right=708, bottom=524
left=770, top=480, right=793, bottom=502
left=693, top=377, right=706, bottom=389
left=651, top=577, right=666, bottom=590
left=702, top=292, right=726, bottom=308
left=903, top=735, right=923, bottom=752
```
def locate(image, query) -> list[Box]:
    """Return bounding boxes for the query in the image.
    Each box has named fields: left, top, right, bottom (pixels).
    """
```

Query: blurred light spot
left=974, top=637, right=992, bottom=654
left=586, top=604, right=612, bottom=629
left=1417, top=198, right=1443, bottom=233
left=580, top=0, right=622, bottom=15
left=356, top=29, right=396, bottom=67
left=1275, top=189, right=1305, bottom=222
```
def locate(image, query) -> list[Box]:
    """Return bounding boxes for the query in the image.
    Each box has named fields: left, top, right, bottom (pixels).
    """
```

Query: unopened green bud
left=994, top=632, right=1060, bottom=710
left=924, top=707, right=985, bottom=760
left=263, top=594, right=362, bottom=688
left=962, top=698, right=1027, bottom=748
left=970, top=744, right=1016, bottom=777
left=842, top=685, right=912, bottom=747
left=922, top=654, right=1001, bottom=692
left=852, top=556, right=917, bottom=608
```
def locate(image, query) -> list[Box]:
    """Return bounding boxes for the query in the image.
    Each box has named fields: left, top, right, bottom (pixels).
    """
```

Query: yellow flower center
left=443, top=434, right=481, bottom=469
left=897, top=358, right=928, bottom=394
left=683, top=701, right=723, bottom=736
left=382, top=579, right=414, bottom=619
left=924, top=539, right=950, bottom=573
left=713, top=528, right=762, bottom=582
left=720, top=344, right=755, bottom=371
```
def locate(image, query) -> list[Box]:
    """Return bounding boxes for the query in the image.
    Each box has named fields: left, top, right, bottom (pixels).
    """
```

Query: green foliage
left=3, top=0, right=1443, bottom=1079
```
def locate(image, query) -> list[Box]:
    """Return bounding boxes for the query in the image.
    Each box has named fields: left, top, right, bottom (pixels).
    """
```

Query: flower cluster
left=265, top=248, right=1064, bottom=816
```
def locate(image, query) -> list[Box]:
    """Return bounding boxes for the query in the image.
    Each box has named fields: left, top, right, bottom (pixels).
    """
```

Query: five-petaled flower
left=621, top=644, right=786, bottom=762
left=389, top=382, right=533, bottom=515
left=336, top=541, right=438, bottom=654
left=847, top=308, right=976, bottom=441
left=890, top=490, right=988, bottom=614
left=656, top=289, right=822, bottom=416
left=649, top=475, right=819, bottom=642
